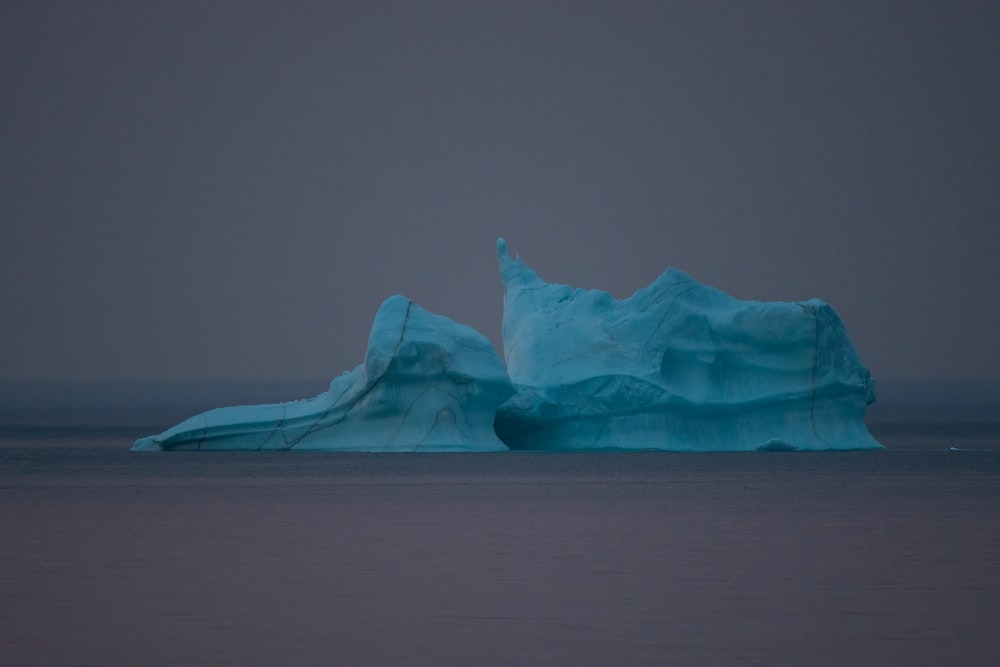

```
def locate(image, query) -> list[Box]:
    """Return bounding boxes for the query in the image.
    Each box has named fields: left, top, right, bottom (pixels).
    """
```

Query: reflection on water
left=1, top=433, right=999, bottom=666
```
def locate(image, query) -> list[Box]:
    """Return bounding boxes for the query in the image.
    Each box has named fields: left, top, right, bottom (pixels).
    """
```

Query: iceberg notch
left=494, top=239, right=882, bottom=451
left=132, top=296, right=514, bottom=452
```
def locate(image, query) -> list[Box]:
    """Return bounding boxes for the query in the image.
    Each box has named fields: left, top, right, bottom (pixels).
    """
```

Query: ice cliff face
left=494, top=239, right=881, bottom=451
left=132, top=296, right=514, bottom=452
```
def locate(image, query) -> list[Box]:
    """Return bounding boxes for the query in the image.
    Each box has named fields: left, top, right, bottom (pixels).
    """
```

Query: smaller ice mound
left=494, top=239, right=882, bottom=451
left=132, top=296, right=514, bottom=452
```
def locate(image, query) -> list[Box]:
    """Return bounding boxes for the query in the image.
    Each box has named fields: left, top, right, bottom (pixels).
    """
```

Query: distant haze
left=2, top=2, right=998, bottom=382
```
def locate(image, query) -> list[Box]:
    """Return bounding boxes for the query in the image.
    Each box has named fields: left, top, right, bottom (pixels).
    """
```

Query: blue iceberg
left=134, top=240, right=883, bottom=453
left=132, top=296, right=514, bottom=452
left=494, top=239, right=882, bottom=451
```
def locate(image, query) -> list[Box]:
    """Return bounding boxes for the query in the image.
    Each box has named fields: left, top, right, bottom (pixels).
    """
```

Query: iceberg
left=133, top=240, right=883, bottom=454
left=494, top=239, right=882, bottom=451
left=132, top=296, right=514, bottom=452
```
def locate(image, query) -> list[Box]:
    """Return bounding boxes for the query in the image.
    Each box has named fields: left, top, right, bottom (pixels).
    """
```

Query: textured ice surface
left=494, top=239, right=882, bottom=451
left=132, top=296, right=514, bottom=452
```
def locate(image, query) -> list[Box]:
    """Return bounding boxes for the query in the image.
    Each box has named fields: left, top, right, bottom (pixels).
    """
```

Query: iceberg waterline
left=133, top=240, right=882, bottom=452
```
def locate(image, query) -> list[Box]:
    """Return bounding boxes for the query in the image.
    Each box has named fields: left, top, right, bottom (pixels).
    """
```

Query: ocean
left=1, top=383, right=998, bottom=666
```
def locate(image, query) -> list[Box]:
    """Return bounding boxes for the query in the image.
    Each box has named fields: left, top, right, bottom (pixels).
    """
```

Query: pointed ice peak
left=497, top=238, right=725, bottom=309
left=497, top=237, right=544, bottom=292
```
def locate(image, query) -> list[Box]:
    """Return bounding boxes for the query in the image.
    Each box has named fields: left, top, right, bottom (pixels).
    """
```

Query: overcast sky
left=2, top=1, right=998, bottom=383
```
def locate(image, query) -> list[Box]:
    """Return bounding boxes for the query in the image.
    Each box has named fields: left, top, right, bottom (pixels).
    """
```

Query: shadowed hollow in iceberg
left=132, top=296, right=514, bottom=452
left=494, top=239, right=882, bottom=451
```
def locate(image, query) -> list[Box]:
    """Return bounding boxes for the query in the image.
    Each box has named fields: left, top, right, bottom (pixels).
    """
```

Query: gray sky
left=2, top=1, right=998, bottom=383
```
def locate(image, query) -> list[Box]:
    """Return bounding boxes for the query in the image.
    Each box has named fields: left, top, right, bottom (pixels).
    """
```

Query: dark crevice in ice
left=643, top=283, right=702, bottom=350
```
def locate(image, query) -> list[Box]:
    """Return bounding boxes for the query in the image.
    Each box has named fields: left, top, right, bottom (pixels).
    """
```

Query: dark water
left=2, top=422, right=999, bottom=666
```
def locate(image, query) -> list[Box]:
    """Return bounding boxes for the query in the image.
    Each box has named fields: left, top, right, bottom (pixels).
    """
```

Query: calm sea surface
left=2, top=421, right=998, bottom=666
